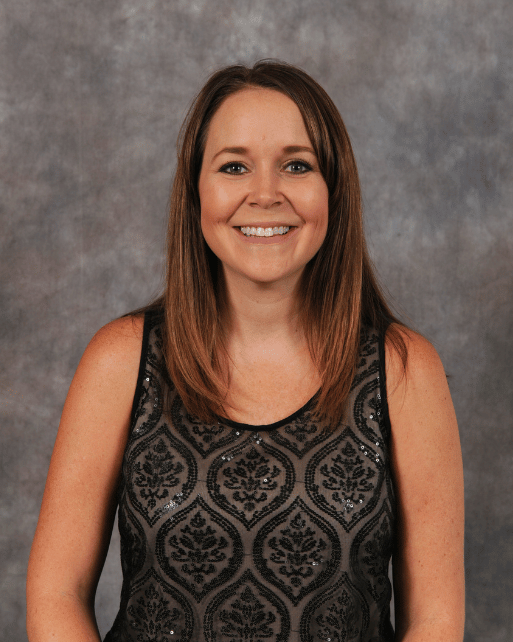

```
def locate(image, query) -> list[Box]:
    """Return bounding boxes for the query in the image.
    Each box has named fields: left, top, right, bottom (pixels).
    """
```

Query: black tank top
left=104, top=311, right=396, bottom=641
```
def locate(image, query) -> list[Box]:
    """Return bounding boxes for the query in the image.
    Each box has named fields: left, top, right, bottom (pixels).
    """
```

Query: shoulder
left=53, top=315, right=146, bottom=473
left=383, top=324, right=460, bottom=479
left=384, top=324, right=446, bottom=402
left=80, top=314, right=145, bottom=374
left=88, top=313, right=145, bottom=353
left=66, top=314, right=145, bottom=414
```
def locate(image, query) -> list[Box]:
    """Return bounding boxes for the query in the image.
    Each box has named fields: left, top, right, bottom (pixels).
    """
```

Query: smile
left=239, top=226, right=291, bottom=237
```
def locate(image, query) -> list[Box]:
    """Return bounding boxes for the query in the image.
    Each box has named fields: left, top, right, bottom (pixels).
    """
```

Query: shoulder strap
left=378, top=326, right=392, bottom=446
left=128, top=312, right=152, bottom=429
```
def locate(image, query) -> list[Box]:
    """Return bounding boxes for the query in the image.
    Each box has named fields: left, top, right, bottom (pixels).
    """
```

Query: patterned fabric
left=104, top=311, right=396, bottom=642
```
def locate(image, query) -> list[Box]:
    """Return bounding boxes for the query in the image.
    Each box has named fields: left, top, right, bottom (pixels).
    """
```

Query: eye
left=284, top=160, right=313, bottom=174
left=219, top=162, right=247, bottom=175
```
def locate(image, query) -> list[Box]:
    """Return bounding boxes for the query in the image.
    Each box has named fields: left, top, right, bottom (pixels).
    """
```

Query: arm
left=386, top=328, right=465, bottom=642
left=26, top=316, right=144, bottom=641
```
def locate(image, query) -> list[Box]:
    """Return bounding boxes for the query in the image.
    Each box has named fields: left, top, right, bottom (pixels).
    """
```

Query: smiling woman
left=27, top=61, right=465, bottom=642
left=198, top=88, right=329, bottom=288
left=160, top=62, right=394, bottom=426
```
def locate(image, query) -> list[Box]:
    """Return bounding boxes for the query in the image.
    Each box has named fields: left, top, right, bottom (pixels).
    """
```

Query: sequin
left=112, top=318, right=394, bottom=642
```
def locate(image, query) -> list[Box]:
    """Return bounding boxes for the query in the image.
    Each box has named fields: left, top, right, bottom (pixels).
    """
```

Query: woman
left=27, top=60, right=465, bottom=641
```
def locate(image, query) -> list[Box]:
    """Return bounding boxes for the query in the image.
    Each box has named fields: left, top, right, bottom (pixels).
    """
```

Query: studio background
left=1, top=1, right=512, bottom=640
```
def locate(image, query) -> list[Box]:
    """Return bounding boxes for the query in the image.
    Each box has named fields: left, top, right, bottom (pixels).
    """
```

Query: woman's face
left=198, top=88, right=329, bottom=289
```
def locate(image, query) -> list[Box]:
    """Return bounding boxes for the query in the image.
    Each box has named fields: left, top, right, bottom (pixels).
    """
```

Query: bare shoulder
left=384, top=324, right=447, bottom=405
left=74, top=315, right=145, bottom=385
left=45, top=314, right=146, bottom=482
left=60, top=313, right=145, bottom=409
left=383, top=324, right=461, bottom=463
left=85, top=314, right=144, bottom=363
left=58, top=314, right=146, bottom=445
left=384, top=323, right=459, bottom=459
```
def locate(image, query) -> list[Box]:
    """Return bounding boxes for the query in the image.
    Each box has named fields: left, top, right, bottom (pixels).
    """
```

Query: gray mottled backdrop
left=1, top=0, right=512, bottom=640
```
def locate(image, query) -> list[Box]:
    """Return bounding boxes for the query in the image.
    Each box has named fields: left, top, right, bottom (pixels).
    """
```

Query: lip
left=234, top=225, right=299, bottom=245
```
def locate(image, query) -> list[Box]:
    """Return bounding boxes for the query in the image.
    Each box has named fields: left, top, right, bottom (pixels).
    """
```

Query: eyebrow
left=210, top=145, right=315, bottom=162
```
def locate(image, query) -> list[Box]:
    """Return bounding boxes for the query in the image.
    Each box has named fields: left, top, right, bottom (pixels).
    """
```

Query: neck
left=220, top=267, right=305, bottom=347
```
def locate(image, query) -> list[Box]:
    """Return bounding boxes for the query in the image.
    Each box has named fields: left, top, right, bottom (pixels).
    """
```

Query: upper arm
left=386, top=327, right=465, bottom=639
left=27, top=315, right=144, bottom=606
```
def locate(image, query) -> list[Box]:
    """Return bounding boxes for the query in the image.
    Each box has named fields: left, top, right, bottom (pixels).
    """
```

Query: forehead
left=204, top=88, right=311, bottom=151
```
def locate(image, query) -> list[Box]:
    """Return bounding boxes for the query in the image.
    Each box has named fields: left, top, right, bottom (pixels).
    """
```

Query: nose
left=248, top=167, right=283, bottom=209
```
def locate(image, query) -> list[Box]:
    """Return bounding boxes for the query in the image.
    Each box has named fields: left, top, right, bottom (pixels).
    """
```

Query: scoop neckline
left=218, top=389, right=320, bottom=432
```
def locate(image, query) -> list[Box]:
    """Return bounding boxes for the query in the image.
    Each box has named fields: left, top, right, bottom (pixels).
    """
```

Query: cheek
left=304, top=185, right=329, bottom=228
left=200, top=183, right=235, bottom=227
left=320, top=188, right=329, bottom=230
left=199, top=189, right=229, bottom=253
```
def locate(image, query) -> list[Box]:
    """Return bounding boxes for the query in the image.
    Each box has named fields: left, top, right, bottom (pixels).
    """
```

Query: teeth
left=240, top=226, right=290, bottom=237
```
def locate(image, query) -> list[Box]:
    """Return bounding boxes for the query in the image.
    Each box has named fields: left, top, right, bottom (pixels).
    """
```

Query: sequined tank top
left=104, top=311, right=396, bottom=642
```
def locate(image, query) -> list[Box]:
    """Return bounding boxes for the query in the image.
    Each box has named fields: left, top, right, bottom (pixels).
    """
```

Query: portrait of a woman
left=26, top=60, right=465, bottom=642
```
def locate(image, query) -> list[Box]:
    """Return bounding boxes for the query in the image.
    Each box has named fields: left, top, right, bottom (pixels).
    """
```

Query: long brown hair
left=139, top=59, right=406, bottom=424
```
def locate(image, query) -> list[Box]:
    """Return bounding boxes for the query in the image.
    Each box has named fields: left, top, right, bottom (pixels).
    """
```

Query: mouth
left=239, top=226, right=294, bottom=237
